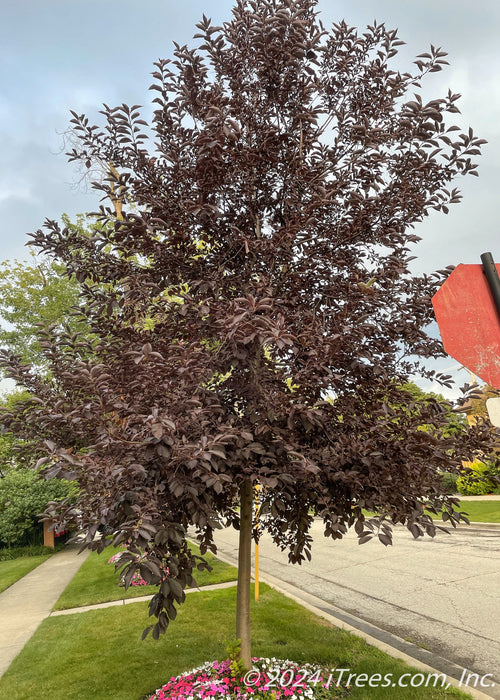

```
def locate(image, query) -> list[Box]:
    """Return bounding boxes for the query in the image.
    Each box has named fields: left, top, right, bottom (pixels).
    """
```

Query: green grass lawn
left=363, top=500, right=500, bottom=524
left=0, top=554, right=52, bottom=594
left=53, top=542, right=238, bottom=610
left=0, top=584, right=472, bottom=700
left=433, top=499, right=500, bottom=523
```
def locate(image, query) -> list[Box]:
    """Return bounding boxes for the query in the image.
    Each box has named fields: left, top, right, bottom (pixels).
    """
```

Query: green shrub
left=482, top=458, right=500, bottom=494
left=439, top=472, right=458, bottom=494
left=0, top=468, right=79, bottom=547
left=456, top=461, right=496, bottom=495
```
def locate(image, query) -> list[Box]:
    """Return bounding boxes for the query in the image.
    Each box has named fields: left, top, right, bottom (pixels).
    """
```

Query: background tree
left=0, top=390, right=32, bottom=477
left=0, top=220, right=90, bottom=372
left=0, top=0, right=496, bottom=667
left=399, top=381, right=466, bottom=437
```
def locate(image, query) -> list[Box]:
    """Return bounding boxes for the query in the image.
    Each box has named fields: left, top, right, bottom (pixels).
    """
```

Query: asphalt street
left=213, top=519, right=500, bottom=694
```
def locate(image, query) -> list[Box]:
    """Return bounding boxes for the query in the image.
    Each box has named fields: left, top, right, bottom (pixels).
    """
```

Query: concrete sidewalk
left=0, top=544, right=90, bottom=678
left=453, top=495, right=500, bottom=500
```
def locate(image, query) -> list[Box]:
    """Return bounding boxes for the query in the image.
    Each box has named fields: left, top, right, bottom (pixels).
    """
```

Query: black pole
left=480, top=252, right=500, bottom=322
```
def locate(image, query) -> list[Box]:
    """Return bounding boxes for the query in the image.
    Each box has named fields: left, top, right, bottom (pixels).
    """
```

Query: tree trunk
left=236, top=478, right=253, bottom=669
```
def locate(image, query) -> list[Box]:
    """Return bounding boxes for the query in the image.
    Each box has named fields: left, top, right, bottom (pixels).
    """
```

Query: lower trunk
left=236, top=478, right=253, bottom=669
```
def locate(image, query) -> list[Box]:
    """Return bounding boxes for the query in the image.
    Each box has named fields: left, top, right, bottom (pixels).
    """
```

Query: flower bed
left=148, top=658, right=348, bottom=699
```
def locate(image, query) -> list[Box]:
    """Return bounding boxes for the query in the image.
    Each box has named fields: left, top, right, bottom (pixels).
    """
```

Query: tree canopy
left=0, top=0, right=496, bottom=660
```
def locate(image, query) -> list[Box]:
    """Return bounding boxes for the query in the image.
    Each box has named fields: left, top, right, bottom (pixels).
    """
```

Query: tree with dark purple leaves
left=0, top=0, right=496, bottom=668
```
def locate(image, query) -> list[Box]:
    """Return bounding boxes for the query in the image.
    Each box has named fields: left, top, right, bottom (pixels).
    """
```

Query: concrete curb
left=460, top=522, right=500, bottom=531
left=49, top=580, right=238, bottom=617
left=210, top=546, right=500, bottom=700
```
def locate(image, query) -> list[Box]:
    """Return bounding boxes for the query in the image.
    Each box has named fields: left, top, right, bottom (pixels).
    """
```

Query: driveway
left=213, top=520, right=500, bottom=692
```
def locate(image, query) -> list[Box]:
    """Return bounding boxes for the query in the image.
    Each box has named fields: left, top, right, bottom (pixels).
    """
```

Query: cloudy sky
left=1, top=0, right=499, bottom=396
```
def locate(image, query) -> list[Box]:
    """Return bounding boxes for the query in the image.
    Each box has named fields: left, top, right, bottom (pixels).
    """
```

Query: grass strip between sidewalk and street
left=53, top=542, right=238, bottom=610
left=0, top=583, right=473, bottom=700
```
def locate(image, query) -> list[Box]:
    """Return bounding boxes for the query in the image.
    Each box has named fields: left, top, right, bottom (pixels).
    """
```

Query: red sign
left=432, top=264, right=500, bottom=389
